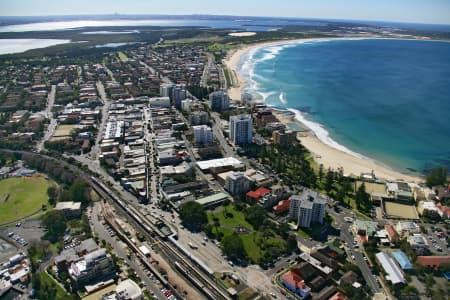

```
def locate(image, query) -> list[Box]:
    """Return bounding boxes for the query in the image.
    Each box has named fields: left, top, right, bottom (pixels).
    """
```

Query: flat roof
left=196, top=157, right=243, bottom=170
left=195, top=192, right=229, bottom=206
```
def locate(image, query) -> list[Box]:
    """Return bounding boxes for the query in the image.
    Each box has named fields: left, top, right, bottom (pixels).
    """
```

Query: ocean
left=241, top=38, right=450, bottom=174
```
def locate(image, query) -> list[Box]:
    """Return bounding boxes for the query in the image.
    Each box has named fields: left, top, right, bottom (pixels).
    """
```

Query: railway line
left=90, top=176, right=230, bottom=300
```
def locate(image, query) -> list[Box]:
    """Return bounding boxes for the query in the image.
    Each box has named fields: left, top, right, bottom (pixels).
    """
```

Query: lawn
left=117, top=51, right=128, bottom=62
left=0, top=176, right=51, bottom=224
left=39, top=271, right=68, bottom=299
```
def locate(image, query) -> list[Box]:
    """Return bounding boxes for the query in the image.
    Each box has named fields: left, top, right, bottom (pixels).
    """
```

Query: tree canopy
left=221, top=232, right=245, bottom=260
left=426, top=167, right=448, bottom=188
left=179, top=201, right=207, bottom=231
left=42, top=210, right=66, bottom=243
left=244, top=205, right=267, bottom=230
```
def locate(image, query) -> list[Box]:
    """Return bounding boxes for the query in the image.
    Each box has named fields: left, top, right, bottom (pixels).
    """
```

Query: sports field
left=0, top=176, right=50, bottom=224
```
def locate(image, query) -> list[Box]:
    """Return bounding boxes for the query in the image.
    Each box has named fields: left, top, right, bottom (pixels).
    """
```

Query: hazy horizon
left=1, top=0, right=449, bottom=25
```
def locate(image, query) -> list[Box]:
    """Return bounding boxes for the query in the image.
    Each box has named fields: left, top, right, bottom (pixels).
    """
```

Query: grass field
left=207, top=205, right=287, bottom=263
left=0, top=176, right=51, bottom=224
left=117, top=51, right=128, bottom=62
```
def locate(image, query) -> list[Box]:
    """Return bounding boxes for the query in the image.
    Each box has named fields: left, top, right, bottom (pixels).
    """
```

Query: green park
left=0, top=176, right=51, bottom=224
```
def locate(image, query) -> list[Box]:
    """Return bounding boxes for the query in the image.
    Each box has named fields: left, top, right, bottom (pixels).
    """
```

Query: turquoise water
left=241, top=39, right=450, bottom=174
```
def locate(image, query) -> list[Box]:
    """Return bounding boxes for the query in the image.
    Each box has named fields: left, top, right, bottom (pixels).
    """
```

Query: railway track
left=91, top=176, right=230, bottom=300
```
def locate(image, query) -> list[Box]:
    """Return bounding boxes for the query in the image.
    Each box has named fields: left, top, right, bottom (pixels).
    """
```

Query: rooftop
left=195, top=193, right=229, bottom=206
left=391, top=251, right=413, bottom=270
left=375, top=252, right=405, bottom=285
left=196, top=157, right=243, bottom=170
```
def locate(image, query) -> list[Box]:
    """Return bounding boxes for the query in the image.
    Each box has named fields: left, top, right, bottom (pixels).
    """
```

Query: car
left=228, top=260, right=234, bottom=266
left=351, top=255, right=355, bottom=260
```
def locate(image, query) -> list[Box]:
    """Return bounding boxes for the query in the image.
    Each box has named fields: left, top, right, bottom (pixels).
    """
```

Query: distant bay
left=242, top=38, right=450, bottom=173
left=0, top=39, right=71, bottom=55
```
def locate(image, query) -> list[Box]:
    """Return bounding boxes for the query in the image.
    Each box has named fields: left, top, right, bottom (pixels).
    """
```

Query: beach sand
left=223, top=39, right=423, bottom=183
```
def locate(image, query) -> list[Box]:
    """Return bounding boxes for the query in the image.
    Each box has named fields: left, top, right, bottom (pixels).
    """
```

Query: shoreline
left=223, top=37, right=424, bottom=183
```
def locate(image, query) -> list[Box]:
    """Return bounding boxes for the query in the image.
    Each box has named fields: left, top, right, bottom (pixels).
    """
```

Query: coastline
left=223, top=37, right=424, bottom=183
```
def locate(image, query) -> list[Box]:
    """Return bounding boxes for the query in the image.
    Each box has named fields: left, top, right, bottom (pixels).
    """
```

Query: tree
left=47, top=185, right=59, bottom=206
left=356, top=182, right=371, bottom=212
left=42, top=210, right=66, bottom=243
left=221, top=232, right=245, bottom=260
left=426, top=167, right=448, bottom=188
left=68, top=181, right=90, bottom=207
left=318, top=164, right=324, bottom=181
left=179, top=201, right=207, bottom=231
left=325, top=168, right=334, bottom=194
left=244, top=205, right=266, bottom=230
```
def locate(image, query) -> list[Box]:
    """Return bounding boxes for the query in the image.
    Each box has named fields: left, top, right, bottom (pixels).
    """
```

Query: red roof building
left=385, top=224, right=399, bottom=242
left=280, top=270, right=311, bottom=297
left=437, top=204, right=450, bottom=219
left=246, top=187, right=271, bottom=203
left=273, top=199, right=291, bottom=214
left=329, top=292, right=350, bottom=300
left=416, top=256, right=450, bottom=268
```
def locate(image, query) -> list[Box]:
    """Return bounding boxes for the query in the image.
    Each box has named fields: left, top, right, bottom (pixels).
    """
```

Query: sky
left=1, top=0, right=450, bottom=25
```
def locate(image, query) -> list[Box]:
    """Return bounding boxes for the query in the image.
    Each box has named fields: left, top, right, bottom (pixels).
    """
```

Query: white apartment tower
left=289, top=189, right=327, bottom=228
left=193, top=125, right=213, bottom=145
left=230, top=114, right=253, bottom=145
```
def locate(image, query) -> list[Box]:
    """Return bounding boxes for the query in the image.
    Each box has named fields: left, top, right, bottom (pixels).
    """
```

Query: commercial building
left=149, top=97, right=171, bottom=108
left=69, top=248, right=116, bottom=288
left=391, top=251, right=413, bottom=270
left=375, top=252, right=405, bottom=285
left=196, top=157, right=244, bottom=173
left=416, top=256, right=450, bottom=269
left=195, top=192, right=229, bottom=207
left=209, top=91, right=229, bottom=112
left=55, top=201, right=82, bottom=218
left=407, top=234, right=428, bottom=254
left=225, top=172, right=251, bottom=196
left=193, top=125, right=213, bottom=145
left=289, top=190, right=327, bottom=228
left=395, top=221, right=420, bottom=237
left=229, top=114, right=253, bottom=146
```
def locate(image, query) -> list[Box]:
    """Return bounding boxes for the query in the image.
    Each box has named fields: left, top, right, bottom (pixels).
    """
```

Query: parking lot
left=424, top=230, right=449, bottom=254
left=1, top=219, right=45, bottom=250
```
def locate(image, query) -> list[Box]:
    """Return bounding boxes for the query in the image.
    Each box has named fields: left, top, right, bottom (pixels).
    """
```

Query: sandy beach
left=223, top=38, right=424, bottom=183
